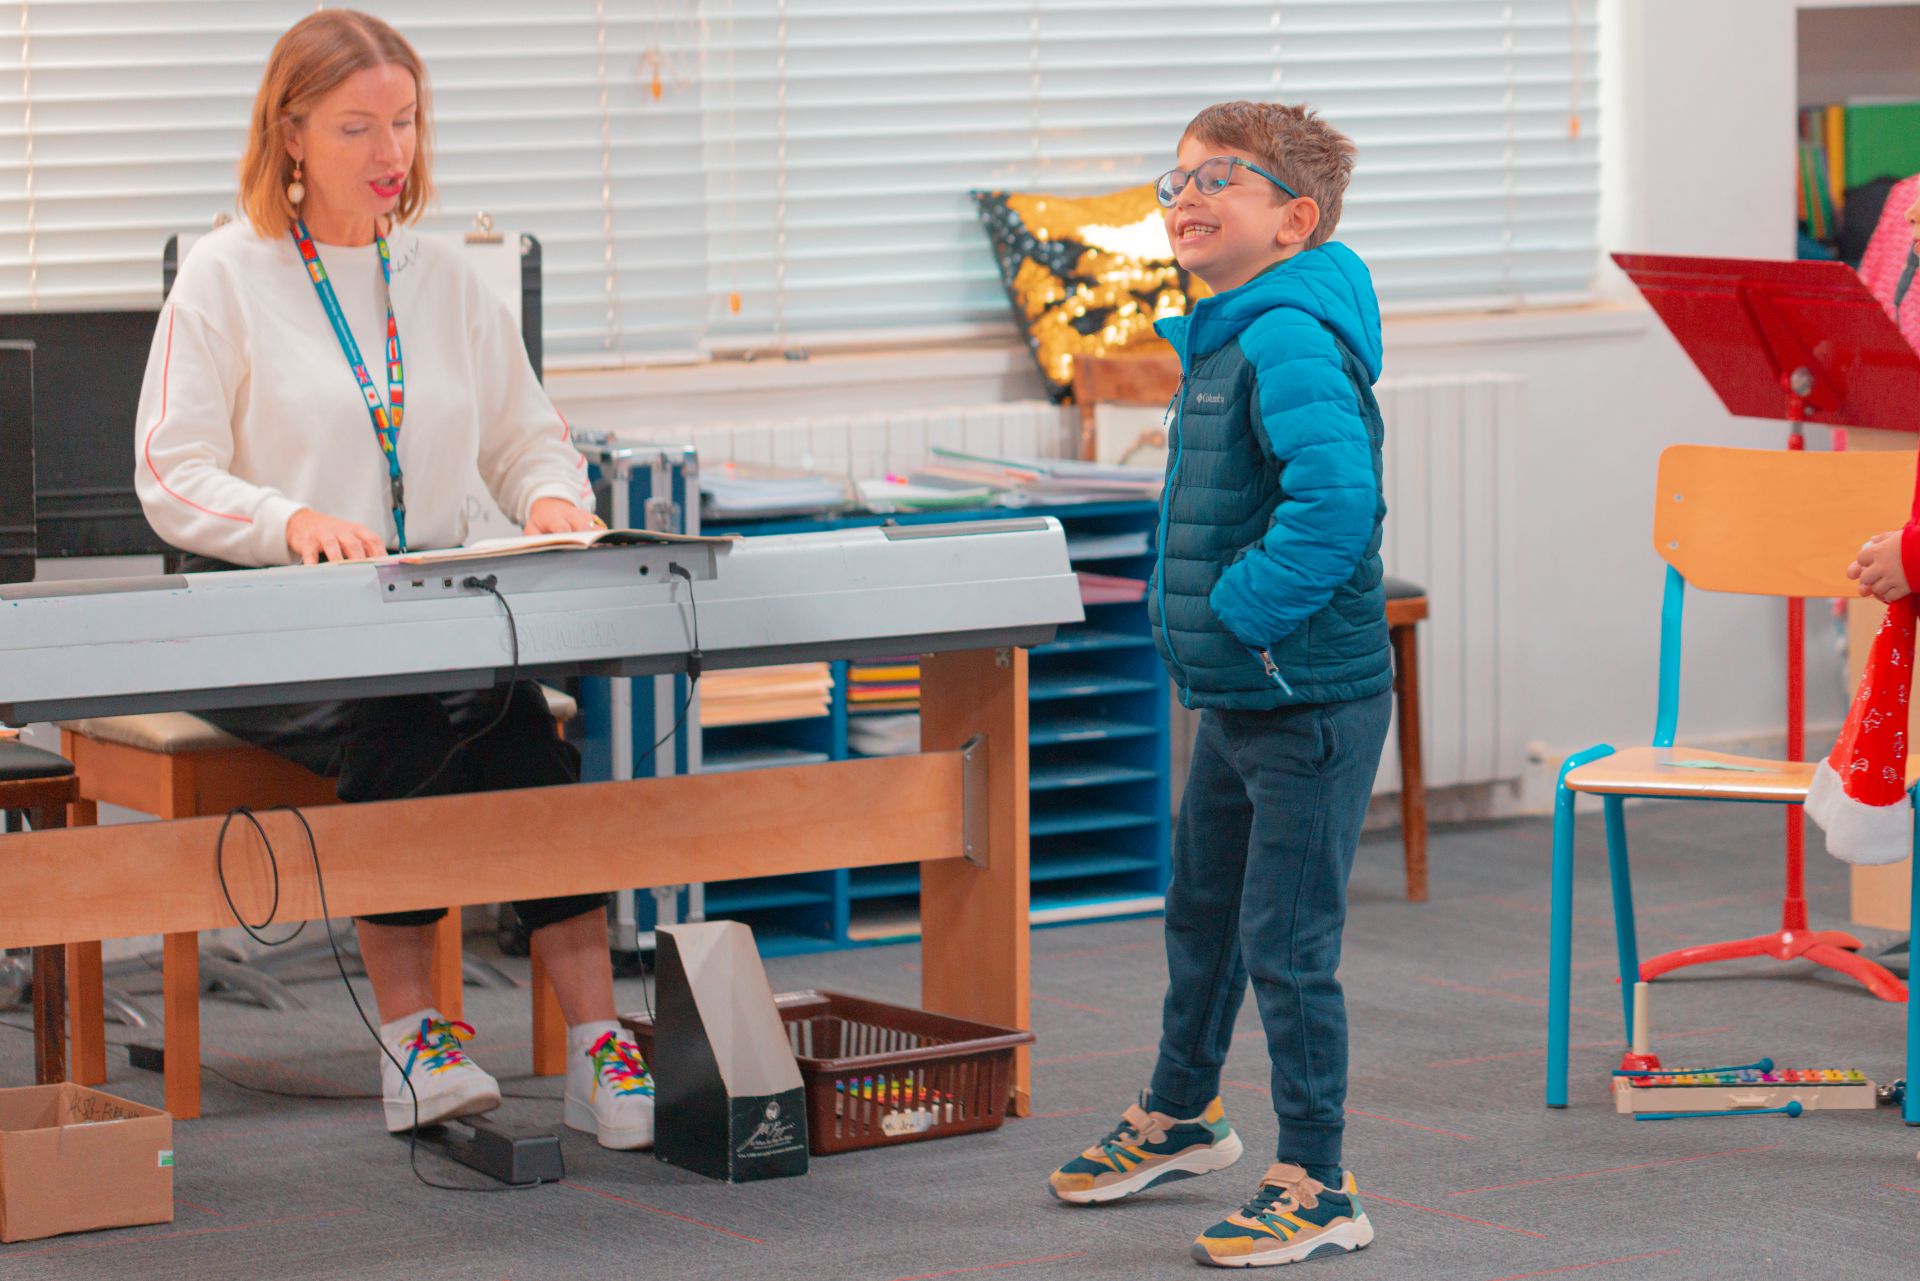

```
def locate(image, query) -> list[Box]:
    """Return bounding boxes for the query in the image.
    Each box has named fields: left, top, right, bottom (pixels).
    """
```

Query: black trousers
left=186, top=559, right=605, bottom=931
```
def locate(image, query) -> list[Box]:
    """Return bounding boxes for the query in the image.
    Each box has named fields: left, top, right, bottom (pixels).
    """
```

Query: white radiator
left=686, top=401, right=1076, bottom=475
left=1374, top=372, right=1527, bottom=792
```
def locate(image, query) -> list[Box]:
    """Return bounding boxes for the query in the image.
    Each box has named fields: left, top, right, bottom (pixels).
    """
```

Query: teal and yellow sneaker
left=1191, top=1165, right=1374, bottom=1267
left=1047, top=1093, right=1243, bottom=1205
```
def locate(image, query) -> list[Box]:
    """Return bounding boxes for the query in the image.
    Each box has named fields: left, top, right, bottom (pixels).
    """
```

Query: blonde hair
left=238, top=10, right=435, bottom=239
left=1181, top=102, right=1356, bottom=250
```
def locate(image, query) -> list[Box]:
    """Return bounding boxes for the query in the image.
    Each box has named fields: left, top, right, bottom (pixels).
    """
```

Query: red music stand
left=1614, top=252, right=1920, bottom=1002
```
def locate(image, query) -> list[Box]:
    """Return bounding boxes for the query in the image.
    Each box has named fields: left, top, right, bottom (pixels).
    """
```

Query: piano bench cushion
left=60, top=684, right=576, bottom=757
left=1383, top=576, right=1425, bottom=601
left=58, top=713, right=247, bottom=756
left=0, top=738, right=77, bottom=781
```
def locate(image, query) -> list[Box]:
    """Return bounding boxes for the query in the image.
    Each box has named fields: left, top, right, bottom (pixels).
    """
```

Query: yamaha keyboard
left=0, top=517, right=1083, bottom=722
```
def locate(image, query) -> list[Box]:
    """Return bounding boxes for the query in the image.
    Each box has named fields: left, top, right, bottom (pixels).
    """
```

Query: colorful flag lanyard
left=292, top=220, right=408, bottom=552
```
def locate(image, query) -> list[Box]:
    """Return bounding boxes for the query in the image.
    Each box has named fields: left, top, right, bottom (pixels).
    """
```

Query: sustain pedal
left=403, top=1116, right=565, bottom=1186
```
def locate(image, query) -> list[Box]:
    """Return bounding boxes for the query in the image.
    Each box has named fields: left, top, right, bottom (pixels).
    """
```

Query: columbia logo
left=1194, top=391, right=1226, bottom=405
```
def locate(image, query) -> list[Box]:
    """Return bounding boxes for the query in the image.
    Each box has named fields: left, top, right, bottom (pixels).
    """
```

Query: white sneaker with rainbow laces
left=378, top=1008, right=502, bottom=1134
left=564, top=1021, right=656, bottom=1150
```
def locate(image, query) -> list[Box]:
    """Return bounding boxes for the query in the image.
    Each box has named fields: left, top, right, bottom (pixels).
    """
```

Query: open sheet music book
left=398, top=527, right=735, bottom=565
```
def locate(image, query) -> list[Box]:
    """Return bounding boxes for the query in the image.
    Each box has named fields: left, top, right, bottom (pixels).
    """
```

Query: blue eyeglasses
left=1155, top=156, right=1298, bottom=208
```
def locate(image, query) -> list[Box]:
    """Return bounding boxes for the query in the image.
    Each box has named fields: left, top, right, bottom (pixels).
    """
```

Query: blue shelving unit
left=580, top=499, right=1172, bottom=955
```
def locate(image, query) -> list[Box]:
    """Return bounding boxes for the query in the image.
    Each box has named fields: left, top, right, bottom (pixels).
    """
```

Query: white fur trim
left=1806, top=760, right=1913, bottom=866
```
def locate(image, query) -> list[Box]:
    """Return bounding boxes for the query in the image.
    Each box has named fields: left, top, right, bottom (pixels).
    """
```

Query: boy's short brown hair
left=1181, top=102, right=1356, bottom=249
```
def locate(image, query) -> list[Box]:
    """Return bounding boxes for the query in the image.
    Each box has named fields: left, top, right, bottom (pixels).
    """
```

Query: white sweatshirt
left=134, top=219, right=593, bottom=566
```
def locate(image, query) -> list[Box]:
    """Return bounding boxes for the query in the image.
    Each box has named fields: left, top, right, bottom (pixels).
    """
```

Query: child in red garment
left=1850, top=190, right=1920, bottom=604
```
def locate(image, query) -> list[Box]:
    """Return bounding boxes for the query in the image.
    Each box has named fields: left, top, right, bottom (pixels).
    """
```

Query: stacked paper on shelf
left=698, top=663, right=835, bottom=727
left=847, top=657, right=921, bottom=713
left=855, top=475, right=999, bottom=511
left=847, top=713, right=921, bottom=758
left=700, top=745, right=833, bottom=774
left=701, top=464, right=850, bottom=520
left=1077, top=572, right=1147, bottom=604
left=922, top=447, right=1163, bottom=503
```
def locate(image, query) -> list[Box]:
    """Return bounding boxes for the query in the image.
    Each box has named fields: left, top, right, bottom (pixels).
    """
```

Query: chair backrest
left=1654, top=444, right=1916, bottom=597
left=1071, top=350, right=1181, bottom=462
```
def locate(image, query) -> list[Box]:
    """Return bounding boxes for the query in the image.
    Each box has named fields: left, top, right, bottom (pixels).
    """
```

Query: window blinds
left=2, top=0, right=1599, bottom=363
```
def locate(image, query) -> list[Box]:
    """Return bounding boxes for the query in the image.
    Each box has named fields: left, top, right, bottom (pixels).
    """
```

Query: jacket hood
left=1156, top=241, right=1383, bottom=383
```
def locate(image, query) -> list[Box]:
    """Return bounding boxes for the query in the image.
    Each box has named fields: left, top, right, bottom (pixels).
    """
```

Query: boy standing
left=1047, top=101, right=1392, bottom=1268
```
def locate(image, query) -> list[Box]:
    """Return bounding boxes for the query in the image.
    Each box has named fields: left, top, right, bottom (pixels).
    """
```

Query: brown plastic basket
left=622, top=989, right=1034, bottom=1155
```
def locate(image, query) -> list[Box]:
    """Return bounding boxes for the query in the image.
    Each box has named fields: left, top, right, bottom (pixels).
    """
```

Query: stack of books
left=847, top=657, right=920, bottom=714
left=1797, top=100, right=1920, bottom=253
left=698, top=663, right=835, bottom=727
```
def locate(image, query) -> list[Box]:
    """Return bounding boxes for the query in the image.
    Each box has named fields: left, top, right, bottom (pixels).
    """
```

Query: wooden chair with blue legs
left=1546, top=444, right=1916, bottom=1109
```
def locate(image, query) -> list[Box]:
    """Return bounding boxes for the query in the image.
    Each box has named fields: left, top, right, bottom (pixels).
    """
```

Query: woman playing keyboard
left=133, top=8, right=652, bottom=1152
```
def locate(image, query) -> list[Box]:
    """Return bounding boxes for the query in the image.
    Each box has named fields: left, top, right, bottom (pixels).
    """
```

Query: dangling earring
left=287, top=162, right=305, bottom=207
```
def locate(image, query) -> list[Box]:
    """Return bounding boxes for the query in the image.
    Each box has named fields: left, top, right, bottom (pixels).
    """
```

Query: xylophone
left=1612, top=1065, right=1877, bottom=1116
left=1612, top=982, right=1877, bottom=1118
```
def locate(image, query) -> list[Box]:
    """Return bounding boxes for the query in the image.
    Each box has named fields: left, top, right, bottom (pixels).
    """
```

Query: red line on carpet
left=1414, top=974, right=1607, bottom=1018
left=175, top=1198, right=220, bottom=1216
left=1035, top=1043, right=1155, bottom=1066
left=1487, top=959, right=1611, bottom=982
left=189, top=1117, right=364, bottom=1145
left=1031, top=992, right=1116, bottom=1017
left=1035, top=941, right=1160, bottom=962
left=560, top=1180, right=765, bottom=1242
left=1346, top=1108, right=1477, bottom=1142
left=1472, top=896, right=1608, bottom=926
left=1361, top=1190, right=1548, bottom=1239
left=1477, top=1249, right=1683, bottom=1281
left=3, top=1208, right=365, bottom=1259
left=888, top=1251, right=1089, bottom=1281
left=1037, top=1028, right=1256, bottom=1067
left=209, top=1047, right=364, bottom=1095
left=1422, top=1026, right=1733, bottom=1070
left=1640, top=881, right=1841, bottom=915
left=1450, top=1146, right=1778, bottom=1196
left=1226, top=1082, right=1477, bottom=1141
left=1884, top=1184, right=1920, bottom=1195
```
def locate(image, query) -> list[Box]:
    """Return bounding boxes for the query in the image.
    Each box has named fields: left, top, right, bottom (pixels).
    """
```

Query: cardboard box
left=649, top=922, right=808, bottom=1183
left=0, top=1083, right=173, bottom=1242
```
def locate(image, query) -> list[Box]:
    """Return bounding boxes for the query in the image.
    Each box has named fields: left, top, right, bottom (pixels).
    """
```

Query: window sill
left=546, top=302, right=1654, bottom=416
left=1383, top=301, right=1652, bottom=350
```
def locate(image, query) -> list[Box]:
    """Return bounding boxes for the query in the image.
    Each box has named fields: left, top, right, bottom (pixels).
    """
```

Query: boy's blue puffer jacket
left=1148, top=242, right=1390, bottom=710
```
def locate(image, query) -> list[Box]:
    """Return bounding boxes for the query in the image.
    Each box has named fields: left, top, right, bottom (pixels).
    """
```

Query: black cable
left=404, top=575, right=522, bottom=801
left=633, top=564, right=697, bottom=1028
left=630, top=564, right=703, bottom=776
left=210, top=805, right=537, bottom=1194
left=215, top=807, right=306, bottom=948
left=177, top=563, right=707, bottom=1185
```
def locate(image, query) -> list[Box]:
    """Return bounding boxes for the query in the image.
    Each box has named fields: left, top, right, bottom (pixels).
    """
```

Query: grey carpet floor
left=3, top=800, right=1917, bottom=1280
